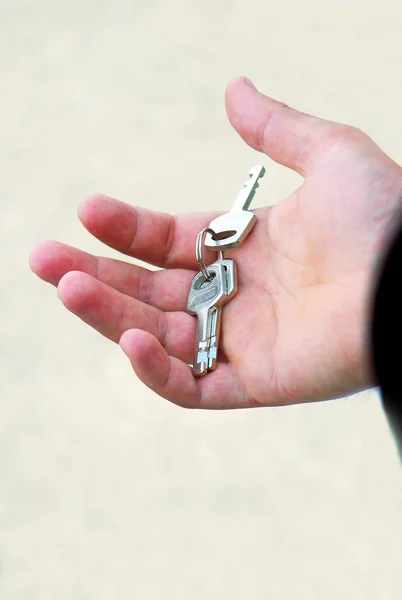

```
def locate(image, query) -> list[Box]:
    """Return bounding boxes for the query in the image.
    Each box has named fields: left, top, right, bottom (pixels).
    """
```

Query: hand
left=29, top=77, right=402, bottom=409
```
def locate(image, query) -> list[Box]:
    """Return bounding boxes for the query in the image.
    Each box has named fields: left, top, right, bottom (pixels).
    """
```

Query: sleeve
left=371, top=213, right=402, bottom=457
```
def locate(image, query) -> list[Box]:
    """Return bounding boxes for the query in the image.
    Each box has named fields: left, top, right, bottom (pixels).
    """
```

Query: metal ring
left=196, top=228, right=224, bottom=281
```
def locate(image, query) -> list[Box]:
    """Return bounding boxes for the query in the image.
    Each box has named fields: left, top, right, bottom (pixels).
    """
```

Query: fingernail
left=243, top=77, right=256, bottom=89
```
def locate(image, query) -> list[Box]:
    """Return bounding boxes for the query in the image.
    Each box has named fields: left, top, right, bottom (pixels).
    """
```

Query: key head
left=204, top=164, right=264, bottom=251
left=186, top=262, right=227, bottom=315
left=204, top=211, right=257, bottom=251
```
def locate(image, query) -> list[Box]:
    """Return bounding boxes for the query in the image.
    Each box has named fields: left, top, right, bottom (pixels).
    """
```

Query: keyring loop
left=196, top=228, right=224, bottom=281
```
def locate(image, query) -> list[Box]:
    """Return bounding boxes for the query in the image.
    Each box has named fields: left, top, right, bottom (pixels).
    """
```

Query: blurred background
left=2, top=0, right=402, bottom=598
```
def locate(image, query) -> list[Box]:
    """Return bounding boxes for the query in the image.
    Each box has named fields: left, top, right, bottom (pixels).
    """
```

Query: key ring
left=196, top=228, right=224, bottom=281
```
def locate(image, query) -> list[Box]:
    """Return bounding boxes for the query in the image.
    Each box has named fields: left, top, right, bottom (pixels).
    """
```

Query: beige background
left=2, top=1, right=402, bottom=598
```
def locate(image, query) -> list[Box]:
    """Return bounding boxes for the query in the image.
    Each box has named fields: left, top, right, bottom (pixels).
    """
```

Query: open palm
left=30, top=77, right=402, bottom=408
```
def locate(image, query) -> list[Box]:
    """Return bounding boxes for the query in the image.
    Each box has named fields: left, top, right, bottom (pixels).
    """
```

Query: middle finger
left=32, top=240, right=195, bottom=311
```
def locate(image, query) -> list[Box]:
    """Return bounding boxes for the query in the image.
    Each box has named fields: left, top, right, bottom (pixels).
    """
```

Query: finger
left=120, top=329, right=252, bottom=409
left=78, top=195, right=221, bottom=269
left=225, top=76, right=332, bottom=176
left=57, top=271, right=194, bottom=362
left=30, top=240, right=194, bottom=311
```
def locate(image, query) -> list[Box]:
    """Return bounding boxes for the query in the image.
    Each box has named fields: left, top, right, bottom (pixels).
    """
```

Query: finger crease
left=259, top=111, right=276, bottom=153
left=160, top=352, right=173, bottom=391
left=114, top=296, right=128, bottom=340
left=127, top=208, right=141, bottom=253
left=94, top=255, right=101, bottom=281
left=157, top=311, right=169, bottom=349
left=163, top=216, right=176, bottom=265
left=139, top=270, right=154, bottom=305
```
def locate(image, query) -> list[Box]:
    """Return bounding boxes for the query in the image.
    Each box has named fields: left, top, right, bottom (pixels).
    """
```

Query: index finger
left=78, top=194, right=221, bottom=269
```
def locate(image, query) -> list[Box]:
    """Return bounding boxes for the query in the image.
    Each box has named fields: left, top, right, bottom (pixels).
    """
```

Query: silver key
left=204, top=165, right=265, bottom=251
left=187, top=262, right=228, bottom=377
left=206, top=258, right=238, bottom=371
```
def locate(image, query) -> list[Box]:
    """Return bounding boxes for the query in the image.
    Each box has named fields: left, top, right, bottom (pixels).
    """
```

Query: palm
left=30, top=78, right=402, bottom=408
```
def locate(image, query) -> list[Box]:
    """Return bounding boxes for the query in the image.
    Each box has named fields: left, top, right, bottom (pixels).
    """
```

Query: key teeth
left=208, top=345, right=217, bottom=360
left=197, top=350, right=208, bottom=363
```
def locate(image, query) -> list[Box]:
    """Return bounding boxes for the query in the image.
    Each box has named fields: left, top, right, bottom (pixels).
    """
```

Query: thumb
left=225, top=76, right=330, bottom=176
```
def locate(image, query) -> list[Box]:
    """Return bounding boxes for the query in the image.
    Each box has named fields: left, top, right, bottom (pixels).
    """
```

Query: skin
left=29, top=77, right=402, bottom=409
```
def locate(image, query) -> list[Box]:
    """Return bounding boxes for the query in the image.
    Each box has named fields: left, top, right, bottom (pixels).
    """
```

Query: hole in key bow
left=211, top=230, right=237, bottom=241
left=199, top=271, right=216, bottom=288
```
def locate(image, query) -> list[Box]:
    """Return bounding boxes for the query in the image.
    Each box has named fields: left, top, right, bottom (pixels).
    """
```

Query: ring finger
left=57, top=270, right=195, bottom=363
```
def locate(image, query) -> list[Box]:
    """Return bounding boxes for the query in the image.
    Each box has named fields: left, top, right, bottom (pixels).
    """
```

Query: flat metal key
left=204, top=165, right=265, bottom=251
left=187, top=262, right=228, bottom=377
left=206, top=258, right=238, bottom=372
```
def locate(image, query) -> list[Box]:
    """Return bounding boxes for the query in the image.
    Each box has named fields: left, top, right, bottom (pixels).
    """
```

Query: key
left=204, top=165, right=265, bottom=251
left=187, top=261, right=228, bottom=377
left=206, top=258, right=238, bottom=371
